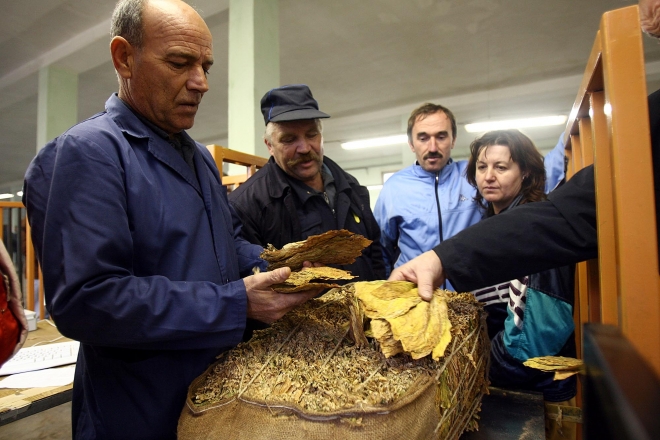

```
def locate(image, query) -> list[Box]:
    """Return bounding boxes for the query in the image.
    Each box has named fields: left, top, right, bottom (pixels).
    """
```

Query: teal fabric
left=503, top=287, right=574, bottom=361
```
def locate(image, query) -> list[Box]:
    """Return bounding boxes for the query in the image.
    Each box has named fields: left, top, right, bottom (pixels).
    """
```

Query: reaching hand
left=388, top=250, right=446, bottom=301
left=243, top=267, right=321, bottom=324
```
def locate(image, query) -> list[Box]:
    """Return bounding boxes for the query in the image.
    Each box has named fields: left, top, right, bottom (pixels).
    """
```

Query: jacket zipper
left=323, top=191, right=335, bottom=216
left=434, top=172, right=446, bottom=290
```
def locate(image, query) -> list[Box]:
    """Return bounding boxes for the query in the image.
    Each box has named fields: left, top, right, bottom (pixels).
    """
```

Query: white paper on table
left=0, top=365, right=76, bottom=389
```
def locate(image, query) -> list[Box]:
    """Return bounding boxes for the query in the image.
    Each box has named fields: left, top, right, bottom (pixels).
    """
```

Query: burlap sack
left=179, top=285, right=489, bottom=440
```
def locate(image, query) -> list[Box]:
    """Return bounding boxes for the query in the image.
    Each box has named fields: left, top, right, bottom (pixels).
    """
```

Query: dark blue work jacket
left=23, top=94, right=264, bottom=439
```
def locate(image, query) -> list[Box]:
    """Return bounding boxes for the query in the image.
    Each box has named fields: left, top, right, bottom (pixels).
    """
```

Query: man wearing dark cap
left=229, top=84, right=386, bottom=281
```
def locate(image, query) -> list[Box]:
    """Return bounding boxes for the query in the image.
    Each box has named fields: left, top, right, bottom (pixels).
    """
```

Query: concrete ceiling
left=1, top=0, right=659, bottom=194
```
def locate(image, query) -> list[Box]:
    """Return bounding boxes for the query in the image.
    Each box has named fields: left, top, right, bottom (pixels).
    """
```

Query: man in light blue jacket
left=374, top=103, right=565, bottom=290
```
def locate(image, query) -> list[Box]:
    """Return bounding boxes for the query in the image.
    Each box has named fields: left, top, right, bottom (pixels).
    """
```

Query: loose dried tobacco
left=190, top=284, right=489, bottom=439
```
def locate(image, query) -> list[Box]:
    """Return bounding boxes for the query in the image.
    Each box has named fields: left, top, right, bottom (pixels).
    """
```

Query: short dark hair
left=111, top=0, right=147, bottom=48
left=407, top=103, right=457, bottom=144
left=466, top=129, right=546, bottom=216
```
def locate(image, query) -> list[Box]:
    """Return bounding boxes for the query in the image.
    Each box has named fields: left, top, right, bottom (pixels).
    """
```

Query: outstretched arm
left=436, top=165, right=596, bottom=292
left=390, top=165, right=596, bottom=297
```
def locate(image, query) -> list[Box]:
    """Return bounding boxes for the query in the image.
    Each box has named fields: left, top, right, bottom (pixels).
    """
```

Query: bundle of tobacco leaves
left=260, top=230, right=371, bottom=271
left=524, top=356, right=584, bottom=380
left=191, top=283, right=489, bottom=438
left=350, top=281, right=452, bottom=360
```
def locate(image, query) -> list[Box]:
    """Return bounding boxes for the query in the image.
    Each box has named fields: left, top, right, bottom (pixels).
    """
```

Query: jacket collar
left=411, top=157, right=456, bottom=183
left=105, top=94, right=201, bottom=193
left=486, top=193, right=525, bottom=218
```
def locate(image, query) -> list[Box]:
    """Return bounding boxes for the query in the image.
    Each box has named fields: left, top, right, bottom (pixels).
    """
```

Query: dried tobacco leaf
left=553, top=370, right=579, bottom=380
left=524, top=356, right=584, bottom=380
left=354, top=281, right=421, bottom=319
left=523, top=356, right=584, bottom=372
left=272, top=267, right=356, bottom=293
left=370, top=318, right=404, bottom=357
left=354, top=281, right=452, bottom=360
left=261, top=230, right=372, bottom=271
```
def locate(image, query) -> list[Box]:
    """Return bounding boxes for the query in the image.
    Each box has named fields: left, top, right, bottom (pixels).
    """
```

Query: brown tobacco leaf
left=261, top=230, right=372, bottom=271
left=523, top=356, right=584, bottom=372
left=272, top=267, right=356, bottom=293
left=523, top=356, right=584, bottom=381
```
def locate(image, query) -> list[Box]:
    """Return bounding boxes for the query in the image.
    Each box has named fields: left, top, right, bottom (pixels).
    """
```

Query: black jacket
left=229, top=156, right=386, bottom=281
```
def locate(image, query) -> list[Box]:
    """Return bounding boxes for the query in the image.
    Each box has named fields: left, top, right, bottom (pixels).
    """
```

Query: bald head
left=110, top=0, right=214, bottom=134
left=640, top=0, right=660, bottom=37
left=111, top=0, right=205, bottom=48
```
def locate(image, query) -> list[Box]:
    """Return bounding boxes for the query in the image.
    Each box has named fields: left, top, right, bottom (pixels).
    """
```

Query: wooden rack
left=563, top=5, right=660, bottom=378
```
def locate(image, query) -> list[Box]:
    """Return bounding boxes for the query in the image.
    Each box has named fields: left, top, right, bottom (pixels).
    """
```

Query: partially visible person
left=466, top=130, right=577, bottom=439
left=642, top=0, right=660, bottom=257
left=374, top=103, right=566, bottom=286
left=229, top=84, right=385, bottom=281
left=23, top=1, right=317, bottom=438
left=0, top=239, right=28, bottom=366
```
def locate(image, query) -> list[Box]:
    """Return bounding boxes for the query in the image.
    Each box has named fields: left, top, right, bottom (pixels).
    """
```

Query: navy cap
left=261, top=84, right=330, bottom=125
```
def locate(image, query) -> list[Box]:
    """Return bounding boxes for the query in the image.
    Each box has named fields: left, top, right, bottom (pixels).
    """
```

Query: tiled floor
left=0, top=402, right=71, bottom=440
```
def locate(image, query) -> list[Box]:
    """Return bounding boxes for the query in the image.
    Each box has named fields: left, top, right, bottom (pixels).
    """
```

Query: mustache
left=423, top=152, right=443, bottom=160
left=287, top=151, right=322, bottom=167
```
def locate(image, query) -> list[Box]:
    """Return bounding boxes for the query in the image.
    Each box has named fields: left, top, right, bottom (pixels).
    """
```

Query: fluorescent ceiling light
left=341, top=134, right=408, bottom=150
left=16, top=191, right=23, bottom=197
left=464, top=115, right=567, bottom=133
left=0, top=193, right=14, bottom=200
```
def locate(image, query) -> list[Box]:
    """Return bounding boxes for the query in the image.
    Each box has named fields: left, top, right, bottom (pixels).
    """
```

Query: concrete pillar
left=228, top=0, right=279, bottom=159
left=37, top=66, right=78, bottom=150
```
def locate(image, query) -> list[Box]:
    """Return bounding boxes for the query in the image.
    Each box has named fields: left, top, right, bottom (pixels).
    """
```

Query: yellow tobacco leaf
left=370, top=318, right=403, bottom=357
left=523, top=356, right=583, bottom=372
left=431, top=296, right=452, bottom=360
left=388, top=300, right=435, bottom=359
left=554, top=370, right=580, bottom=381
left=355, top=281, right=452, bottom=360
left=387, top=294, right=452, bottom=360
left=355, top=281, right=421, bottom=319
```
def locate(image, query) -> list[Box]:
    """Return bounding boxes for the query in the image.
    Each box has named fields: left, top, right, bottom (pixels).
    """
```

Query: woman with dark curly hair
left=466, top=130, right=577, bottom=440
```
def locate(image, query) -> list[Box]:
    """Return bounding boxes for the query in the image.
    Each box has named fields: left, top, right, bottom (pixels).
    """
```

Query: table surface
left=0, top=321, right=74, bottom=426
